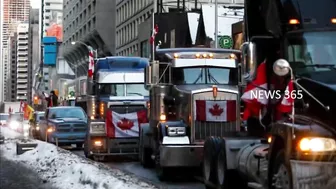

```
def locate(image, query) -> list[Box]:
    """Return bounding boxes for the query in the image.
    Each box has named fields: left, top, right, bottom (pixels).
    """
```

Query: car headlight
left=90, top=122, right=106, bottom=134
left=10, top=121, right=19, bottom=129
left=167, top=127, right=186, bottom=136
left=24, top=124, right=30, bottom=130
left=36, top=126, right=40, bottom=130
left=299, top=137, right=336, bottom=152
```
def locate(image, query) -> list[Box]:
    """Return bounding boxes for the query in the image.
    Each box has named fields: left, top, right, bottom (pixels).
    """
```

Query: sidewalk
left=0, top=154, right=57, bottom=189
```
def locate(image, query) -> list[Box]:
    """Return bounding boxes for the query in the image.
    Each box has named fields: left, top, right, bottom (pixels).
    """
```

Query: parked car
left=38, top=106, right=88, bottom=148
left=29, top=111, right=45, bottom=139
left=0, top=113, right=9, bottom=126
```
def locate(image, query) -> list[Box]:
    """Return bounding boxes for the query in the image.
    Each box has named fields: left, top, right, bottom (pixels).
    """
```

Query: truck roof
left=96, top=56, right=149, bottom=71
left=156, top=48, right=241, bottom=60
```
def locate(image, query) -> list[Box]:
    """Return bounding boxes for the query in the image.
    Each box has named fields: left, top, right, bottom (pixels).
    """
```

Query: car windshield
left=98, top=83, right=148, bottom=96
left=286, top=31, right=336, bottom=76
left=49, top=108, right=86, bottom=119
left=172, top=67, right=238, bottom=85
left=0, top=114, right=9, bottom=121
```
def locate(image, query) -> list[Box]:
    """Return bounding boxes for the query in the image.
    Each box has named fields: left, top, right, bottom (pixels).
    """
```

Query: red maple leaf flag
left=195, top=100, right=236, bottom=122
left=277, top=80, right=294, bottom=113
left=241, top=62, right=268, bottom=120
left=88, top=48, right=95, bottom=78
left=149, top=24, right=158, bottom=45
left=117, top=118, right=134, bottom=131
left=105, top=110, right=148, bottom=138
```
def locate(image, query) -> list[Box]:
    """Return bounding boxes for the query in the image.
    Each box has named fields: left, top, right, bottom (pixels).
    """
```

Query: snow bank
left=0, top=127, right=157, bottom=189
left=0, top=126, right=22, bottom=139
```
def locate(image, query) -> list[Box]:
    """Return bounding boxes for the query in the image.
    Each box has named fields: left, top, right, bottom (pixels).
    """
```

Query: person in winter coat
left=43, top=90, right=58, bottom=107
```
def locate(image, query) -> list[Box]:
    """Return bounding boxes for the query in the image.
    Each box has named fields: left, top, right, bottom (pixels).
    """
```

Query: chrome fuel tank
left=237, top=143, right=270, bottom=185
left=150, top=85, right=171, bottom=124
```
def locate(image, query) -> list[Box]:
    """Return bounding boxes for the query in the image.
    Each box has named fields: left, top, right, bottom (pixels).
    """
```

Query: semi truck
left=202, top=0, right=336, bottom=189
left=83, top=56, right=149, bottom=161
left=139, top=48, right=242, bottom=180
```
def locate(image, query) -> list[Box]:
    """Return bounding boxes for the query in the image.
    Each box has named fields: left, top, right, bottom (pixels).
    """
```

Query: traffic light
left=33, top=96, right=39, bottom=104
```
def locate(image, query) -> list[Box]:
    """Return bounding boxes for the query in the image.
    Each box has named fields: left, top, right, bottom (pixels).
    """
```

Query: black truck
left=202, top=0, right=336, bottom=189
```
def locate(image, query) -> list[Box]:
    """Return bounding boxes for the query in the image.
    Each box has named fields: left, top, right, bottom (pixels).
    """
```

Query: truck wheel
left=216, top=140, right=246, bottom=189
left=141, top=147, right=153, bottom=168
left=271, top=150, right=293, bottom=189
left=83, top=140, right=93, bottom=160
left=203, top=137, right=221, bottom=187
left=155, top=151, right=170, bottom=181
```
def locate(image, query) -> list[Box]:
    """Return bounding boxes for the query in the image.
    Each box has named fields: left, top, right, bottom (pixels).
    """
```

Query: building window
left=141, top=40, right=150, bottom=58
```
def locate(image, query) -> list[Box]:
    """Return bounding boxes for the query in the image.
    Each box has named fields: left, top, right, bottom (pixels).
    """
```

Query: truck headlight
left=299, top=137, right=336, bottom=152
left=90, top=122, right=105, bottom=134
left=167, top=127, right=186, bottom=136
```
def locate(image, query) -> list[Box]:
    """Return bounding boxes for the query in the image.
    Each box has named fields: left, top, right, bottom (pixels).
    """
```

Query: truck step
left=247, top=182, right=265, bottom=189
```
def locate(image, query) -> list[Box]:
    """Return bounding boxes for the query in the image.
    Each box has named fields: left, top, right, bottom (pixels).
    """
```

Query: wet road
left=0, top=154, right=57, bottom=189
left=72, top=150, right=205, bottom=189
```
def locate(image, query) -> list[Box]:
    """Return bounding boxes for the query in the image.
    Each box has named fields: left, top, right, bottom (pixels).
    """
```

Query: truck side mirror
left=241, top=42, right=257, bottom=83
left=273, top=59, right=291, bottom=77
left=145, top=61, right=160, bottom=90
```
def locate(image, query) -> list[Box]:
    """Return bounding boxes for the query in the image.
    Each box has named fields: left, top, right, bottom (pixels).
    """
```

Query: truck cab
left=84, top=56, right=149, bottom=160
left=140, top=48, right=241, bottom=180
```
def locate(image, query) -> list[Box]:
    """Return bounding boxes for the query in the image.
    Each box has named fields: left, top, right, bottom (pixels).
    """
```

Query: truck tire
left=83, top=139, right=93, bottom=160
left=155, top=150, right=170, bottom=181
left=271, top=150, right=293, bottom=189
left=203, top=137, right=221, bottom=187
left=140, top=147, right=153, bottom=168
left=216, top=139, right=247, bottom=189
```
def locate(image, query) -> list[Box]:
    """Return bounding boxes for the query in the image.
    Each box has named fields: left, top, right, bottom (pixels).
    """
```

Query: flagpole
left=152, top=12, right=155, bottom=61
left=214, top=0, right=218, bottom=48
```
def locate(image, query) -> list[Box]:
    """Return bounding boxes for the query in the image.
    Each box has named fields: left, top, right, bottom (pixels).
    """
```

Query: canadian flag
left=194, top=100, right=236, bottom=122
left=88, top=47, right=95, bottom=78
left=149, top=24, right=158, bottom=45
left=241, top=62, right=268, bottom=120
left=105, top=110, right=148, bottom=138
left=277, top=80, right=294, bottom=113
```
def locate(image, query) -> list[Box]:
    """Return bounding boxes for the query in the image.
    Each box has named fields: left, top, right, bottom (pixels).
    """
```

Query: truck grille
left=109, top=105, right=146, bottom=114
left=57, top=123, right=87, bottom=133
left=193, top=91, right=239, bottom=141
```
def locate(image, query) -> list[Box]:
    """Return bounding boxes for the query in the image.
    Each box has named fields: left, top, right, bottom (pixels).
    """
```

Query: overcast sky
left=30, top=0, right=41, bottom=9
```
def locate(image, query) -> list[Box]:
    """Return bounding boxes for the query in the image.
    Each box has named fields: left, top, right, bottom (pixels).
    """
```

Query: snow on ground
left=0, top=126, right=157, bottom=189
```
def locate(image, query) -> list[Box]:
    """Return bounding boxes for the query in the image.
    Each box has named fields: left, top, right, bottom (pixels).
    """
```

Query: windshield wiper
left=208, top=70, right=219, bottom=84
left=193, top=69, right=204, bottom=84
left=299, top=64, right=336, bottom=70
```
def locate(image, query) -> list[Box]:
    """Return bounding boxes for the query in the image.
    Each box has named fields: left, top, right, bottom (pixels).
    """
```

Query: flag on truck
left=194, top=100, right=237, bottom=122
left=241, top=62, right=268, bottom=120
left=23, top=103, right=34, bottom=120
left=149, top=24, right=158, bottom=45
left=277, top=80, right=294, bottom=113
left=105, top=110, right=148, bottom=138
left=88, top=47, right=95, bottom=78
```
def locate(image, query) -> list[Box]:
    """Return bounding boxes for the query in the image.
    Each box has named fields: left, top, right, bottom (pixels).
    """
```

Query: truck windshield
left=49, top=108, right=86, bottom=119
left=172, top=67, right=238, bottom=85
left=99, top=83, right=149, bottom=96
left=286, top=31, right=336, bottom=75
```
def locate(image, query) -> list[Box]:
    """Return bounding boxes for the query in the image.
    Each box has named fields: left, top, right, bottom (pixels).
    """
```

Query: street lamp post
left=71, top=41, right=98, bottom=59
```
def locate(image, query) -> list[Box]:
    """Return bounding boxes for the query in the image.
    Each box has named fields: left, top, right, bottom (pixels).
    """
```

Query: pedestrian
left=43, top=90, right=58, bottom=107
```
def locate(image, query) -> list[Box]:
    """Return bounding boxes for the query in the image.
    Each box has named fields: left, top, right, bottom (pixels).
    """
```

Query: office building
left=0, top=0, right=30, bottom=102
left=62, top=0, right=116, bottom=74
left=16, top=23, right=29, bottom=101
left=8, top=33, right=18, bottom=101
left=28, top=8, right=40, bottom=104
left=115, top=0, right=244, bottom=56
left=38, top=0, right=63, bottom=92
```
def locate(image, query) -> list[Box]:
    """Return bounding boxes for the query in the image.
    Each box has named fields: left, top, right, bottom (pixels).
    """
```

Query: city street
left=72, top=150, right=205, bottom=189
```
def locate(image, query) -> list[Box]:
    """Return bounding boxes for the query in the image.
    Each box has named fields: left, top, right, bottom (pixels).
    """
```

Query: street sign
left=218, top=35, right=233, bottom=49
left=69, top=91, right=75, bottom=97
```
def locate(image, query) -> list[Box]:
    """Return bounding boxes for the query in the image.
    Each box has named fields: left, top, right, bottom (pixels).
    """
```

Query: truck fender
left=140, top=123, right=152, bottom=148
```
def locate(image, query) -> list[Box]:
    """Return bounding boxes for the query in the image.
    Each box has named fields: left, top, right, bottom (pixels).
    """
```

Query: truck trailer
left=83, top=56, right=149, bottom=161
left=202, top=0, right=336, bottom=189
